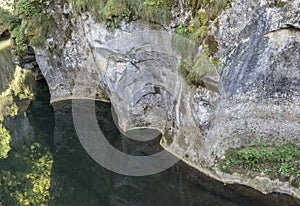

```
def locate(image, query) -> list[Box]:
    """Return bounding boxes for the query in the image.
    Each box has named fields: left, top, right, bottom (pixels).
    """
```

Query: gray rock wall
left=33, top=0, right=300, bottom=197
left=205, top=0, right=300, bottom=159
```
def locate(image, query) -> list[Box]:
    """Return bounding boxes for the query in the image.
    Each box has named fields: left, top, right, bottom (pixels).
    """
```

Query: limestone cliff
left=29, top=0, right=300, bottom=199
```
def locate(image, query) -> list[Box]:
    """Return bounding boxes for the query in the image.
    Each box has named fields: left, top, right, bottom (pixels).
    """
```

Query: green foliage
left=11, top=22, right=27, bottom=52
left=0, top=0, right=50, bottom=53
left=0, top=125, right=11, bottom=159
left=175, top=0, right=232, bottom=48
left=10, top=66, right=35, bottom=100
left=71, top=0, right=172, bottom=28
left=0, top=95, right=18, bottom=118
left=174, top=0, right=232, bottom=87
left=192, top=25, right=207, bottom=44
left=72, top=0, right=104, bottom=22
left=0, top=9, right=21, bottom=30
left=175, top=24, right=190, bottom=37
left=278, top=162, right=294, bottom=178
left=220, top=141, right=300, bottom=188
left=136, top=0, right=171, bottom=24
left=0, top=140, right=53, bottom=205
left=16, top=0, right=43, bottom=17
left=101, top=0, right=130, bottom=28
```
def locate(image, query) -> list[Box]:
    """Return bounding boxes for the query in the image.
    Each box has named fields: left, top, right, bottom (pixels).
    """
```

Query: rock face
left=35, top=10, right=207, bottom=162
left=33, top=0, right=300, bottom=198
left=205, top=0, right=300, bottom=159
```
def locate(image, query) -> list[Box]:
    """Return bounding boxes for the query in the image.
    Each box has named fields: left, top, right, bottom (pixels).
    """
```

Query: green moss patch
left=220, top=141, right=300, bottom=188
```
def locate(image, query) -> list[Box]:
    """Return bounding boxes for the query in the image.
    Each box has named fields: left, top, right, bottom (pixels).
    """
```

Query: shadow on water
left=27, top=80, right=300, bottom=206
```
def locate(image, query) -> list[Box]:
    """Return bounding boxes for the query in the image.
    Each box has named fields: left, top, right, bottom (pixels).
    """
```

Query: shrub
left=16, top=0, right=42, bottom=17
left=0, top=9, right=21, bottom=30
left=220, top=141, right=300, bottom=187
left=0, top=0, right=50, bottom=53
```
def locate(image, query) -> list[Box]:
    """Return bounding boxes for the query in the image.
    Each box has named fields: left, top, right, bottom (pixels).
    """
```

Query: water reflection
left=0, top=38, right=14, bottom=92
left=1, top=60, right=299, bottom=206
left=37, top=89, right=297, bottom=205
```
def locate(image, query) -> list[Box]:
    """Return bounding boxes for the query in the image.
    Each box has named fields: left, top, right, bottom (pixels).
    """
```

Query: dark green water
left=19, top=81, right=300, bottom=206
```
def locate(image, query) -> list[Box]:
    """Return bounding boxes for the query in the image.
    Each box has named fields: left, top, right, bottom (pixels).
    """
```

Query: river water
left=0, top=41, right=299, bottom=206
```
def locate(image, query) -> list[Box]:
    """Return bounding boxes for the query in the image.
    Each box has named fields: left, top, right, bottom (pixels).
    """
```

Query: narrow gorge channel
left=0, top=39, right=299, bottom=205
left=1, top=0, right=300, bottom=205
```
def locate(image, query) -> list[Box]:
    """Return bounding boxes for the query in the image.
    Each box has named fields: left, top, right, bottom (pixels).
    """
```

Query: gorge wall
left=27, top=0, right=300, bottom=198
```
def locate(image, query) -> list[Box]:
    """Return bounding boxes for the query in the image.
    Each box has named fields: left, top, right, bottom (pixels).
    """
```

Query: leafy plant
left=175, top=24, right=189, bottom=36
left=279, top=162, right=294, bottom=178
left=0, top=0, right=50, bottom=53
left=0, top=9, right=21, bottom=30
left=16, top=0, right=43, bottom=17
left=220, top=141, right=300, bottom=188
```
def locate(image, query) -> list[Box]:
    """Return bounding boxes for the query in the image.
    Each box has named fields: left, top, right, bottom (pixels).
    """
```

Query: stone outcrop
left=33, top=0, right=300, bottom=199
left=205, top=0, right=300, bottom=160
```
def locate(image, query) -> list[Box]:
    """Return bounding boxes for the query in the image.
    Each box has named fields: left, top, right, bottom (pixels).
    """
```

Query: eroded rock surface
left=204, top=0, right=300, bottom=159
left=33, top=0, right=300, bottom=198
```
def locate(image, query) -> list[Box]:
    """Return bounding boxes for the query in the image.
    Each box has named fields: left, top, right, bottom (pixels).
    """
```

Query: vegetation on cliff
left=71, top=0, right=172, bottom=27
left=174, top=0, right=232, bottom=87
left=0, top=0, right=231, bottom=52
left=220, top=141, right=300, bottom=189
left=1, top=0, right=172, bottom=52
left=0, top=0, right=54, bottom=54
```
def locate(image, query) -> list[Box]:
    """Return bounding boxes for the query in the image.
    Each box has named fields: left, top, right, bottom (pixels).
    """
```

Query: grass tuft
left=220, top=141, right=300, bottom=188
